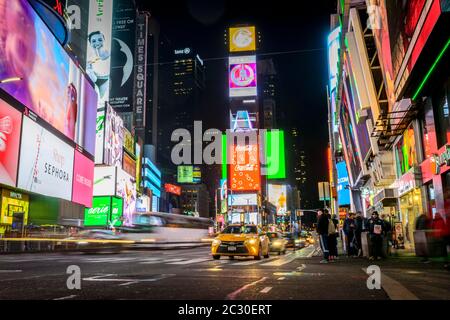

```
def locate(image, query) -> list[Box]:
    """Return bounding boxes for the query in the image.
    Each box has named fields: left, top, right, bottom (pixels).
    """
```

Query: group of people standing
left=316, top=210, right=391, bottom=263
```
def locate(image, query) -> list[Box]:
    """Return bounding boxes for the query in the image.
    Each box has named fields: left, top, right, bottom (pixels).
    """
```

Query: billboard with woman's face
left=0, top=0, right=97, bottom=156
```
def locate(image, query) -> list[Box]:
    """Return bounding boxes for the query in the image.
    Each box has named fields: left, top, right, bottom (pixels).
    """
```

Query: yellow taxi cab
left=211, top=224, right=270, bottom=260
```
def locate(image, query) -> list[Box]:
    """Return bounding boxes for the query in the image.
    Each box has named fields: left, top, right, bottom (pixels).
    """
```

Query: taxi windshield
left=222, top=225, right=257, bottom=234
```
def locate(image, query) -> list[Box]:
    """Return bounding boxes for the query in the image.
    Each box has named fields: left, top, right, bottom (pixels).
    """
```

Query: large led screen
left=229, top=142, right=261, bottom=191
left=17, top=116, right=74, bottom=201
left=72, top=150, right=94, bottom=207
left=93, top=166, right=116, bottom=196
left=336, top=162, right=351, bottom=206
left=0, top=0, right=98, bottom=156
left=0, top=99, right=22, bottom=187
left=229, top=26, right=256, bottom=52
left=228, top=193, right=257, bottom=206
left=116, top=167, right=136, bottom=227
left=229, top=56, right=257, bottom=98
left=268, top=184, right=287, bottom=215
left=265, top=130, right=286, bottom=179
left=104, top=104, right=124, bottom=167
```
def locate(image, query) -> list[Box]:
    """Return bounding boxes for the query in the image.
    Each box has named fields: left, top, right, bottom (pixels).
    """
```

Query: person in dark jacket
left=328, top=214, right=339, bottom=261
left=344, top=212, right=357, bottom=257
left=415, top=213, right=431, bottom=262
left=355, top=212, right=364, bottom=257
left=316, top=209, right=330, bottom=263
left=368, top=211, right=385, bottom=260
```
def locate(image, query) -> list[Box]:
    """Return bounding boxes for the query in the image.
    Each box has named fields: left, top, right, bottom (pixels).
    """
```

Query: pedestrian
left=381, top=214, right=392, bottom=257
left=431, top=212, right=449, bottom=269
left=368, top=211, right=385, bottom=260
left=344, top=212, right=357, bottom=257
left=328, top=213, right=339, bottom=261
left=415, top=213, right=431, bottom=263
left=355, top=211, right=364, bottom=257
left=316, top=209, right=330, bottom=263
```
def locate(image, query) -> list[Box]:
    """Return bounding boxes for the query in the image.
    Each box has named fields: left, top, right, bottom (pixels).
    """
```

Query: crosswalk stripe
left=261, top=254, right=298, bottom=266
left=231, top=256, right=277, bottom=266
left=167, top=258, right=211, bottom=265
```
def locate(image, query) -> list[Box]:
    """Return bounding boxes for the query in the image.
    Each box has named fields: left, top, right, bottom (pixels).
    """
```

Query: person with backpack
left=316, top=209, right=330, bottom=264
left=328, top=213, right=339, bottom=262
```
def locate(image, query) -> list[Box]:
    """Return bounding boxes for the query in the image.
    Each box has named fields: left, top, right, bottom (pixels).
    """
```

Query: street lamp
left=0, top=77, right=22, bottom=84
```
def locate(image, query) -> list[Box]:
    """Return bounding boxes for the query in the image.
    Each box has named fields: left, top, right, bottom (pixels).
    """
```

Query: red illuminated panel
left=229, top=143, right=261, bottom=191
left=409, top=0, right=441, bottom=72
left=164, top=183, right=181, bottom=196
left=0, top=99, right=22, bottom=188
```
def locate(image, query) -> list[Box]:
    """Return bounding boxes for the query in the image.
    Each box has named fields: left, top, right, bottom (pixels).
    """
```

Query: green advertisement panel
left=84, top=196, right=123, bottom=227
left=177, top=165, right=193, bottom=183
left=266, top=130, right=286, bottom=179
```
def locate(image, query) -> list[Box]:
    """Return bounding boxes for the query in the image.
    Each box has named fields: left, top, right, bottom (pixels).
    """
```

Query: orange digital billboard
left=229, top=142, right=261, bottom=191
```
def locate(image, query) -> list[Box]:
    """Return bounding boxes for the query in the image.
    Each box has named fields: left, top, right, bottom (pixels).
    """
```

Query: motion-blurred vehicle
left=211, top=224, right=270, bottom=260
left=56, top=229, right=129, bottom=253
left=119, top=212, right=213, bottom=245
left=282, top=232, right=305, bottom=251
left=267, top=231, right=287, bottom=255
left=299, top=230, right=315, bottom=244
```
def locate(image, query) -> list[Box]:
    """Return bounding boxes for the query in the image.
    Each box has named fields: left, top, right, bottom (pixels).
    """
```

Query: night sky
left=137, top=0, right=336, bottom=208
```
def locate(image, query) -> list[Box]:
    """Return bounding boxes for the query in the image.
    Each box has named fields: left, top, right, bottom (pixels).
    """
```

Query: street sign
left=318, top=182, right=331, bottom=201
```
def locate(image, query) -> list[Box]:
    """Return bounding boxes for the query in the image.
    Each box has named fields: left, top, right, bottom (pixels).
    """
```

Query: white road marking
left=167, top=258, right=210, bottom=265
left=297, top=264, right=306, bottom=272
left=261, top=254, right=298, bottom=266
left=0, top=270, right=22, bottom=273
left=226, top=277, right=268, bottom=300
left=277, top=277, right=285, bottom=280
left=53, top=295, right=77, bottom=300
left=260, top=287, right=272, bottom=293
left=231, top=256, right=277, bottom=266
left=361, top=268, right=419, bottom=300
left=82, top=273, right=175, bottom=286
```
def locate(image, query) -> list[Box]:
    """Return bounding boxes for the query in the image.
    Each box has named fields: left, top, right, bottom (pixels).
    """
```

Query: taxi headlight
left=272, top=240, right=283, bottom=246
left=212, top=239, right=221, bottom=246
left=246, top=238, right=258, bottom=245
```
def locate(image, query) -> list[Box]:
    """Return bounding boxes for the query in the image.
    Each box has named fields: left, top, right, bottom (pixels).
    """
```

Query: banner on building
left=109, top=0, right=136, bottom=112
left=133, top=12, right=148, bottom=129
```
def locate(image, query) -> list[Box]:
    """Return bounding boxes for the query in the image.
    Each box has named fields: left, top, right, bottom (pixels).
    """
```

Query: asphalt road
left=0, top=244, right=448, bottom=300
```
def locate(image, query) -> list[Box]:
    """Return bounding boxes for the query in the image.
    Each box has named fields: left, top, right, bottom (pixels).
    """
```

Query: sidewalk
left=310, top=244, right=450, bottom=300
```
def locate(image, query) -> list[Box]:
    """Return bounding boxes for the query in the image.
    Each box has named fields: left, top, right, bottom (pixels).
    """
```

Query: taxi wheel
left=254, top=246, right=262, bottom=260
left=213, top=255, right=220, bottom=260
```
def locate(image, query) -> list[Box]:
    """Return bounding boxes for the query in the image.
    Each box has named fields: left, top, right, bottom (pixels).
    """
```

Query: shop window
left=426, top=183, right=437, bottom=217
left=432, top=79, right=450, bottom=148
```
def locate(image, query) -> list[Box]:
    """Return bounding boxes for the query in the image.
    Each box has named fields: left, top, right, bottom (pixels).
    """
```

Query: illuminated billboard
left=265, top=130, right=286, bottom=179
left=116, top=167, right=136, bottom=227
left=123, top=152, right=136, bottom=177
left=229, top=56, right=257, bottom=98
left=86, top=0, right=114, bottom=110
left=93, top=166, right=117, bottom=196
left=229, top=26, right=256, bottom=52
left=229, top=141, right=261, bottom=191
left=228, top=193, right=257, bottom=206
left=17, top=116, right=74, bottom=201
left=72, top=150, right=95, bottom=208
left=268, top=184, right=287, bottom=215
left=84, top=196, right=123, bottom=227
left=164, top=183, right=181, bottom=196
left=177, top=165, right=201, bottom=184
left=336, top=162, right=350, bottom=206
left=104, top=104, right=124, bottom=167
left=0, top=0, right=98, bottom=156
left=0, top=99, right=22, bottom=188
